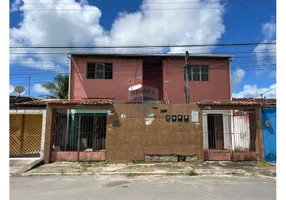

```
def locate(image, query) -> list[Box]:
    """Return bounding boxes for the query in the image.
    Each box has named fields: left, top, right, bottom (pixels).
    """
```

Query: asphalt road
left=10, top=175, right=276, bottom=200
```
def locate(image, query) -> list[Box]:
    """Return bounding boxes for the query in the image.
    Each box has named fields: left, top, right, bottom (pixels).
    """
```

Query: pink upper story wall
left=70, top=56, right=143, bottom=101
left=163, top=58, right=231, bottom=102
left=70, top=56, right=231, bottom=102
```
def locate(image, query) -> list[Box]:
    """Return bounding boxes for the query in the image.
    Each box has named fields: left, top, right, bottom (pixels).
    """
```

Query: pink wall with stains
left=70, top=56, right=231, bottom=102
left=163, top=58, right=231, bottom=102
left=70, top=57, right=143, bottom=101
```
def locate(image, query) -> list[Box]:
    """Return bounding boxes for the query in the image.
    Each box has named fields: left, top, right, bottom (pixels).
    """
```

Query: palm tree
left=41, top=74, right=69, bottom=99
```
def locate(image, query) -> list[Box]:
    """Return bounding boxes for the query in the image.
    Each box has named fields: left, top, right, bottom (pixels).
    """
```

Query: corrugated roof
left=197, top=100, right=260, bottom=106
left=10, top=96, right=38, bottom=104
left=10, top=99, right=114, bottom=107
left=197, top=98, right=276, bottom=106
left=232, top=98, right=276, bottom=106
left=10, top=100, right=47, bottom=107
left=68, top=52, right=233, bottom=59
left=46, top=99, right=113, bottom=105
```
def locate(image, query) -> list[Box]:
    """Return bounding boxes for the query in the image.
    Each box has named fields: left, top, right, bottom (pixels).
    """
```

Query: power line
left=9, top=66, right=276, bottom=77
left=260, top=87, right=276, bottom=97
left=9, top=42, right=276, bottom=49
left=17, top=8, right=225, bottom=11
left=9, top=60, right=276, bottom=71
left=9, top=56, right=275, bottom=62
left=13, top=0, right=275, bottom=12
left=8, top=51, right=277, bottom=56
left=21, top=0, right=273, bottom=4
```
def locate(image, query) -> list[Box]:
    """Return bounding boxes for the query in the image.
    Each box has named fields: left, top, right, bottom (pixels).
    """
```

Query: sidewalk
left=20, top=161, right=276, bottom=178
left=10, top=158, right=43, bottom=176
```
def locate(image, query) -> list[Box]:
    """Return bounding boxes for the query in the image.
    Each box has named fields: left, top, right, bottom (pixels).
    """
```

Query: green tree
left=41, top=74, right=69, bottom=99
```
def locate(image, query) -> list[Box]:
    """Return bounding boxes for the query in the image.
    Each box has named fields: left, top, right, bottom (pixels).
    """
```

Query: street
left=10, top=175, right=276, bottom=200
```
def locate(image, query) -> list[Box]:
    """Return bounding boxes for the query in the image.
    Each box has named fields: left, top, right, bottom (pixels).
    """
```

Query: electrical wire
left=21, top=0, right=274, bottom=5
left=9, top=42, right=276, bottom=49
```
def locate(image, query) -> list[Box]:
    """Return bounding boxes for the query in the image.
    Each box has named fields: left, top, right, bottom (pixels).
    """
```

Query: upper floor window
left=87, top=63, right=113, bottom=79
left=186, top=65, right=209, bottom=81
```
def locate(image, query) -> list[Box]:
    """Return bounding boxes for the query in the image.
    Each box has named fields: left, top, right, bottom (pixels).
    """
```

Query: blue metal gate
left=262, top=108, right=276, bottom=163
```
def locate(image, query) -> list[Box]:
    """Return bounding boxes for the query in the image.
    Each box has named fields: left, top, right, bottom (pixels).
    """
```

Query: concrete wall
left=70, top=56, right=231, bottom=102
left=106, top=103, right=203, bottom=161
left=51, top=152, right=105, bottom=162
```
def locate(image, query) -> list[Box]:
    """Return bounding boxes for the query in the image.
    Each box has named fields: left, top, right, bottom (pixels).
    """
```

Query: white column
left=40, top=110, right=46, bottom=159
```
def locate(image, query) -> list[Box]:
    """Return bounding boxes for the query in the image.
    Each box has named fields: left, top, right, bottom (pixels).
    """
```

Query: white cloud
left=33, top=83, right=50, bottom=94
left=10, top=0, right=104, bottom=70
left=253, top=19, right=276, bottom=75
left=232, top=84, right=276, bottom=98
left=10, top=0, right=226, bottom=71
left=261, top=20, right=276, bottom=40
left=95, top=0, right=225, bottom=54
left=231, top=68, right=245, bottom=88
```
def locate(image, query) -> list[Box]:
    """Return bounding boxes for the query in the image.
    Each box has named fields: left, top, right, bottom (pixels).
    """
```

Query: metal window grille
left=186, top=65, right=209, bottom=81
left=86, top=63, right=113, bottom=79
left=52, top=111, right=107, bottom=152
left=203, top=112, right=256, bottom=151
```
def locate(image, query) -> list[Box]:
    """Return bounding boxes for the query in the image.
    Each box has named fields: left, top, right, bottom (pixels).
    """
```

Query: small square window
left=86, top=63, right=113, bottom=79
left=185, top=65, right=209, bottom=81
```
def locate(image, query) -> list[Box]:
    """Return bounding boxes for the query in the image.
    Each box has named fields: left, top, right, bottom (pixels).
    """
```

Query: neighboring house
left=261, top=102, right=276, bottom=163
left=10, top=96, right=36, bottom=105
left=9, top=100, right=47, bottom=159
left=69, top=53, right=232, bottom=102
left=199, top=98, right=276, bottom=161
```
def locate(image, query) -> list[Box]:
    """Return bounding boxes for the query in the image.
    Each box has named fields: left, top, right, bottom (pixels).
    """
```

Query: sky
left=9, top=0, right=276, bottom=98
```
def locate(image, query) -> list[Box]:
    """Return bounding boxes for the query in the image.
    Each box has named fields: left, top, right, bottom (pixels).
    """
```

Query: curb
left=20, top=171, right=276, bottom=178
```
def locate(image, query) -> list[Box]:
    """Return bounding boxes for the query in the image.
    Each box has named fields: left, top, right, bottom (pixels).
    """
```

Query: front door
left=262, top=108, right=276, bottom=163
left=207, top=114, right=224, bottom=150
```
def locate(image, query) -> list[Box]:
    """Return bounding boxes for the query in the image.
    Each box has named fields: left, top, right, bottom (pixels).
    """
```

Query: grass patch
left=80, top=163, right=92, bottom=168
left=133, top=160, right=147, bottom=164
left=123, top=173, right=137, bottom=178
left=77, top=163, right=91, bottom=173
left=189, top=161, right=202, bottom=165
left=60, top=169, right=66, bottom=175
left=134, top=160, right=154, bottom=165
left=258, top=161, right=275, bottom=167
left=79, top=166, right=89, bottom=173
left=185, top=170, right=198, bottom=176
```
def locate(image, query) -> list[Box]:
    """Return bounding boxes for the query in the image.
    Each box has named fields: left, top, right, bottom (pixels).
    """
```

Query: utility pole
left=28, top=73, right=31, bottom=97
left=184, top=51, right=190, bottom=103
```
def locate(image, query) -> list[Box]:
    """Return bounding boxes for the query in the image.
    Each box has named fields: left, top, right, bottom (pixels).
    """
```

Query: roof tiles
left=197, top=98, right=276, bottom=106
left=46, top=99, right=113, bottom=105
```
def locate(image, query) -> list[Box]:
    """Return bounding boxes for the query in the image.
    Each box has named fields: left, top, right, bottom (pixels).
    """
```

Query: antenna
left=128, top=84, right=142, bottom=91
left=260, top=87, right=276, bottom=99
left=14, top=86, right=26, bottom=96
left=9, top=85, right=14, bottom=94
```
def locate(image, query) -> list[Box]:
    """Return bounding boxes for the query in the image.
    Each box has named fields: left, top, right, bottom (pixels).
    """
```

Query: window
left=186, top=65, right=209, bottom=81
left=87, top=63, right=113, bottom=79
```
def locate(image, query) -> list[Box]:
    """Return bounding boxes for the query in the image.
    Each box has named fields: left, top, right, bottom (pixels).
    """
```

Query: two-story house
left=43, top=52, right=236, bottom=163
left=69, top=53, right=232, bottom=102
